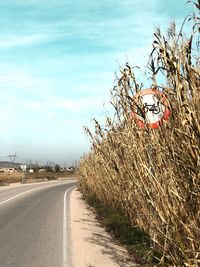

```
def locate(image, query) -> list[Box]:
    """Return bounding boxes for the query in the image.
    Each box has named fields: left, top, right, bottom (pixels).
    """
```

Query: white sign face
left=132, top=89, right=170, bottom=129
left=140, top=93, right=165, bottom=124
left=21, top=164, right=27, bottom=171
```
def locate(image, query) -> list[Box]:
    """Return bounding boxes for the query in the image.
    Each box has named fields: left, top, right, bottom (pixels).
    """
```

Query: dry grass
left=0, top=172, right=22, bottom=184
left=78, top=3, right=200, bottom=266
left=0, top=171, right=76, bottom=184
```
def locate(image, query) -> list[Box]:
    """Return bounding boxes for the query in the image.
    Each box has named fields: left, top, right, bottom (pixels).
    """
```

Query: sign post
left=21, top=164, right=26, bottom=183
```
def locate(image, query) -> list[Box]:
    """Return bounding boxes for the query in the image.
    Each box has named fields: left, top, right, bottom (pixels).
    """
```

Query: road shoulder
left=70, top=188, right=138, bottom=267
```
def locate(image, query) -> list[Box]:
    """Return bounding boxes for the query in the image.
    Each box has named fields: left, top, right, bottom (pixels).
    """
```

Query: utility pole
left=8, top=153, right=17, bottom=166
left=21, top=164, right=26, bottom=183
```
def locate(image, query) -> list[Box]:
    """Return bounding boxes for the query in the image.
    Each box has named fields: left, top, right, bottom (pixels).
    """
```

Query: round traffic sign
left=131, top=89, right=170, bottom=129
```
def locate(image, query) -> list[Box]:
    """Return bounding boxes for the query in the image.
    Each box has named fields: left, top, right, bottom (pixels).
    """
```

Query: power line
left=8, top=153, right=17, bottom=163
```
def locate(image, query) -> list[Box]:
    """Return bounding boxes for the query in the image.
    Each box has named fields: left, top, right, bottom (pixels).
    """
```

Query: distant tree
left=43, top=165, right=53, bottom=172
left=32, top=166, right=39, bottom=173
left=55, top=164, right=61, bottom=172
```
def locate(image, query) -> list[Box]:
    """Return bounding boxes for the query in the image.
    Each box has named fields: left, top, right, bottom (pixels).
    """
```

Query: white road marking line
left=63, top=186, right=76, bottom=267
left=0, top=187, right=40, bottom=206
left=0, top=181, right=71, bottom=206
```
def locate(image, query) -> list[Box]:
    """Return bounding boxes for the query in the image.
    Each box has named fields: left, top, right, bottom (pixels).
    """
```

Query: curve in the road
left=0, top=180, right=76, bottom=267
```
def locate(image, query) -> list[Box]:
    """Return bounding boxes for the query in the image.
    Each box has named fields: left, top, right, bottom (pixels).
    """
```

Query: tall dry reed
left=78, top=3, right=200, bottom=266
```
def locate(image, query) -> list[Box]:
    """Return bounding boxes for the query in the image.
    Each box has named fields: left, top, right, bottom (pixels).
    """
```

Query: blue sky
left=0, top=0, right=192, bottom=166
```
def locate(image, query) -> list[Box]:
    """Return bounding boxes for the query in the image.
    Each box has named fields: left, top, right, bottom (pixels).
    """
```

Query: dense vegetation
left=78, top=2, right=200, bottom=266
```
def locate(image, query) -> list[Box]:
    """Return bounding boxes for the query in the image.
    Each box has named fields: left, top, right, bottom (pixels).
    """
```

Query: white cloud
left=0, top=91, right=106, bottom=122
left=0, top=67, right=55, bottom=94
left=49, top=96, right=106, bottom=113
left=0, top=34, right=55, bottom=48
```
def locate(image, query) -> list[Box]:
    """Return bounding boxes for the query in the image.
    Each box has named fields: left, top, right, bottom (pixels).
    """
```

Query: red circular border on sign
left=131, top=89, right=170, bottom=129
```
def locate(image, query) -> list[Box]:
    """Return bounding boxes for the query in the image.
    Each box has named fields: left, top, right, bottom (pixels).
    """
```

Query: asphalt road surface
left=0, top=180, right=76, bottom=267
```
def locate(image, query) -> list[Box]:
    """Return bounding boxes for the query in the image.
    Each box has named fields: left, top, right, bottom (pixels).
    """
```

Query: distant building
left=66, top=166, right=75, bottom=172
left=0, top=161, right=26, bottom=173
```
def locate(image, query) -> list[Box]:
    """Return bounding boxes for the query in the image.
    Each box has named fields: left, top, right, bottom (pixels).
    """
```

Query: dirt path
left=70, top=188, right=138, bottom=267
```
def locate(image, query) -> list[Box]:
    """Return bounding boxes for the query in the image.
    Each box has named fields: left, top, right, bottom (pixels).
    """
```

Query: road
left=0, top=180, right=76, bottom=267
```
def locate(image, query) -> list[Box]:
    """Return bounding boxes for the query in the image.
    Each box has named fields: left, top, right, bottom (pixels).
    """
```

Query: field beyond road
left=0, top=170, right=76, bottom=185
